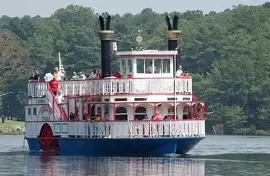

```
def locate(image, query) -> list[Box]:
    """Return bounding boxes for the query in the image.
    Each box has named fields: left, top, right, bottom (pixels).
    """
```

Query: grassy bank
left=0, top=120, right=25, bottom=135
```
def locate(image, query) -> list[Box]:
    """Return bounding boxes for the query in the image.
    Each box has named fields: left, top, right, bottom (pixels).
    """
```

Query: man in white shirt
left=175, top=65, right=183, bottom=78
left=146, top=62, right=156, bottom=73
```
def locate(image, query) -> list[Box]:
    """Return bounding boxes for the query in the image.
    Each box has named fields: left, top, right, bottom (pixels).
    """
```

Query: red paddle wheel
left=38, top=123, right=59, bottom=151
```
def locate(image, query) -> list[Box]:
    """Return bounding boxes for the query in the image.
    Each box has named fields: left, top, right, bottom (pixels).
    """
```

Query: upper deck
left=29, top=50, right=192, bottom=98
left=28, top=77, right=192, bottom=97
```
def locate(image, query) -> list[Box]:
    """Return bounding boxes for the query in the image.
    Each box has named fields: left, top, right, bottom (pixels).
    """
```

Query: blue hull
left=176, top=137, right=205, bottom=154
left=26, top=137, right=204, bottom=156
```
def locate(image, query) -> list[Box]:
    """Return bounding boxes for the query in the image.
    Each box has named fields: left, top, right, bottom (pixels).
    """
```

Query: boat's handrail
left=46, top=83, right=68, bottom=121
left=28, top=78, right=192, bottom=97
left=25, top=120, right=205, bottom=138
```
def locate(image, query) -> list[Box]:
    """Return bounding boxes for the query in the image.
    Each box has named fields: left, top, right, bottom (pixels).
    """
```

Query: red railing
left=46, top=83, right=68, bottom=121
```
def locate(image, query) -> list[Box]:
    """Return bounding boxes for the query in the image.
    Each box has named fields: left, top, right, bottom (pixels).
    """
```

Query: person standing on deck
left=49, top=77, right=59, bottom=95
left=175, top=65, right=183, bottom=78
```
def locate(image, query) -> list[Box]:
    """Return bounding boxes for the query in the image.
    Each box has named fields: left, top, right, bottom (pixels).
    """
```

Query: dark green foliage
left=1, top=4, right=270, bottom=134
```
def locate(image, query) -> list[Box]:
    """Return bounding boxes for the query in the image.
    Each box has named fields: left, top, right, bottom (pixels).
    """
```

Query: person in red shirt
left=49, top=77, right=59, bottom=95
left=96, top=69, right=101, bottom=79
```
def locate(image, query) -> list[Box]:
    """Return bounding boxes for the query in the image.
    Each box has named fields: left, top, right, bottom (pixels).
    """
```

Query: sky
left=0, top=0, right=268, bottom=17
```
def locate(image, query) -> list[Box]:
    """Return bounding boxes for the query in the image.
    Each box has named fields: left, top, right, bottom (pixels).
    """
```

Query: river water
left=0, top=135, right=269, bottom=176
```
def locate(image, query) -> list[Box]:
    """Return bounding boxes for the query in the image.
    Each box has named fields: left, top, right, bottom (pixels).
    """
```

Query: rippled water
left=0, top=135, right=270, bottom=176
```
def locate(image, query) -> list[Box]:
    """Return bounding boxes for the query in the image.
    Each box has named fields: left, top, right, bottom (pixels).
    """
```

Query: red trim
left=117, top=54, right=177, bottom=57
left=29, top=77, right=192, bottom=83
left=26, top=119, right=206, bottom=123
left=26, top=104, right=50, bottom=107
left=65, top=93, right=193, bottom=99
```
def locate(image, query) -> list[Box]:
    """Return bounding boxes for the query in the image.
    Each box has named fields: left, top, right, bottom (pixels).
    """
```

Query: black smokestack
left=166, top=15, right=182, bottom=71
left=99, top=15, right=114, bottom=78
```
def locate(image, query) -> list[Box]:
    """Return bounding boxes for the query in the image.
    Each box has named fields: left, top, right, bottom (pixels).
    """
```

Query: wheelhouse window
left=154, top=59, right=162, bottom=73
left=162, top=59, right=170, bottom=73
left=135, top=106, right=147, bottom=120
left=121, top=60, right=127, bottom=75
left=136, top=58, right=171, bottom=74
left=145, top=59, right=153, bottom=73
left=137, top=59, right=144, bottom=73
left=115, top=107, right=127, bottom=120
left=128, top=59, right=132, bottom=74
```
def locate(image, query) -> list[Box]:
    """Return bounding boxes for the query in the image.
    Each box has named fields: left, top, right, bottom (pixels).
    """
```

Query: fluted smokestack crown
left=99, top=15, right=114, bottom=78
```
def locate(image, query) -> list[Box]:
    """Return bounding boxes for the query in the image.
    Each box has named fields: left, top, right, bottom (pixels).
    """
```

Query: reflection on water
left=25, top=154, right=205, bottom=176
left=1, top=135, right=270, bottom=175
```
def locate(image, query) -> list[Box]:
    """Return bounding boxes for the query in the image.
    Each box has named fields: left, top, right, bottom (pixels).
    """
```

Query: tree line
left=0, top=3, right=270, bottom=135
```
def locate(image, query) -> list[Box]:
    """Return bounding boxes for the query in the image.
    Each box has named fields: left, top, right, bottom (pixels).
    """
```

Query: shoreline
left=0, top=128, right=25, bottom=135
left=0, top=120, right=25, bottom=135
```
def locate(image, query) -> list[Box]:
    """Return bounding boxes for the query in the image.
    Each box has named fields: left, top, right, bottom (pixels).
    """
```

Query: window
left=135, top=106, right=147, bottom=120
left=145, top=59, right=153, bottom=73
left=33, top=108, right=37, bottom=115
left=154, top=59, right=162, bottom=73
left=122, top=60, right=127, bottom=75
left=163, top=59, right=170, bottom=73
left=128, top=59, right=132, bottom=74
left=28, top=108, right=31, bottom=115
left=115, top=107, right=127, bottom=120
left=137, top=59, right=144, bottom=73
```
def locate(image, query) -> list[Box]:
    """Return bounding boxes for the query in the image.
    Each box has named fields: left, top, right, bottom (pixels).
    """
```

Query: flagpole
left=58, top=52, right=61, bottom=70
left=174, top=53, right=177, bottom=120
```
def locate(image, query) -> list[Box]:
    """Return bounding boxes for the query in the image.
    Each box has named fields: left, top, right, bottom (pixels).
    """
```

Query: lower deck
left=25, top=120, right=205, bottom=139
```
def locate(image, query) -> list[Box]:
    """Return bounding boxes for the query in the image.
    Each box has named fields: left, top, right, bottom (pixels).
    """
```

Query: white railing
left=25, top=120, right=205, bottom=138
left=28, top=82, right=47, bottom=97
left=28, top=78, right=192, bottom=97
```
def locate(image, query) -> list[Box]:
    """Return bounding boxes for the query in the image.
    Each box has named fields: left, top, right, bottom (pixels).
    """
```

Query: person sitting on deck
left=72, top=72, right=80, bottom=80
left=152, top=113, right=163, bottom=121
left=70, top=112, right=76, bottom=121
left=60, top=68, right=66, bottom=80
left=29, top=71, right=40, bottom=82
left=48, top=77, right=59, bottom=95
left=96, top=70, right=101, bottom=79
left=79, top=72, right=86, bottom=80
left=29, top=72, right=35, bottom=82
left=53, top=67, right=63, bottom=81
left=88, top=69, right=96, bottom=79
left=91, top=115, right=101, bottom=122
left=83, top=113, right=89, bottom=121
